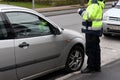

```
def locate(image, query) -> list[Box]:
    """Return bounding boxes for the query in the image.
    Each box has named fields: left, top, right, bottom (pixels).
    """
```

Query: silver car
left=0, top=4, right=85, bottom=80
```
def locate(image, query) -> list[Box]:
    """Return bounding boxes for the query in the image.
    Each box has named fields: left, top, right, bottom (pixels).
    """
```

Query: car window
left=0, top=15, right=8, bottom=39
left=5, top=12, right=52, bottom=38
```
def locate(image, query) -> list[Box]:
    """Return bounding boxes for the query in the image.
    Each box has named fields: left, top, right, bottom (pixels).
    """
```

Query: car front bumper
left=103, top=23, right=120, bottom=35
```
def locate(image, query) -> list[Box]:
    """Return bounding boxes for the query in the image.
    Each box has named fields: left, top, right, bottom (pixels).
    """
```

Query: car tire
left=65, top=45, right=84, bottom=72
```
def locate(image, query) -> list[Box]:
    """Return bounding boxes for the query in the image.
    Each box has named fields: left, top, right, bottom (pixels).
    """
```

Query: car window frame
left=4, top=11, right=56, bottom=39
left=0, top=12, right=15, bottom=40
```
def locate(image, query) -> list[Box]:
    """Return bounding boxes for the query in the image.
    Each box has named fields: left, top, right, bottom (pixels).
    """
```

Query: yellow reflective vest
left=81, top=1, right=105, bottom=36
left=83, top=3, right=102, bottom=28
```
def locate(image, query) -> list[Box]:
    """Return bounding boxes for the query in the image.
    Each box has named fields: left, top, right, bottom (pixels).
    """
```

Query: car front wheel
left=65, top=45, right=84, bottom=72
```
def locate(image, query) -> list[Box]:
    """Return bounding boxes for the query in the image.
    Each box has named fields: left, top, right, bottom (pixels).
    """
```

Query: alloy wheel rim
left=68, top=50, right=83, bottom=71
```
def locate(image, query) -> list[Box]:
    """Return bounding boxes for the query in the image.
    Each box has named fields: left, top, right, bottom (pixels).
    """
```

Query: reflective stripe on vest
left=91, top=19, right=102, bottom=21
left=82, top=26, right=102, bottom=30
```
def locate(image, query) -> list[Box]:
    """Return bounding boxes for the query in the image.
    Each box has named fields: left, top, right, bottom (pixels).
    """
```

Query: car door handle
left=19, top=42, right=29, bottom=48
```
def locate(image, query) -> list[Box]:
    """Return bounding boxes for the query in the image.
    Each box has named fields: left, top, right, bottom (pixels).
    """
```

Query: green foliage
left=1, top=0, right=116, bottom=7
left=2, top=0, right=31, bottom=1
left=0, top=1, right=50, bottom=8
left=36, top=0, right=80, bottom=6
left=53, top=0, right=80, bottom=6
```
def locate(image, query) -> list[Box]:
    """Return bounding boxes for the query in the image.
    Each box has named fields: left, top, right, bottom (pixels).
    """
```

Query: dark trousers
left=85, top=33, right=101, bottom=70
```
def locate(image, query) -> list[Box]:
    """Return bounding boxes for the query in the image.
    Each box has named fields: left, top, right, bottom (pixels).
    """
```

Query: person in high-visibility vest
left=77, top=0, right=105, bottom=73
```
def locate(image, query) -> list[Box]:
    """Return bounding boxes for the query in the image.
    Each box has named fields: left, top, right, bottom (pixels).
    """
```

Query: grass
left=0, top=1, right=50, bottom=9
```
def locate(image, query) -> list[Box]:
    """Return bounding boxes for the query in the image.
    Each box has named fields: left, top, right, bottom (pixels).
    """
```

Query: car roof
left=0, top=4, right=28, bottom=10
left=0, top=4, right=38, bottom=13
left=0, top=4, right=45, bottom=18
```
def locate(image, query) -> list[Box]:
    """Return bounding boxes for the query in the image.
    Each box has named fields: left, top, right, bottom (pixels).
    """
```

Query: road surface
left=34, top=8, right=120, bottom=80
left=65, top=59, right=120, bottom=80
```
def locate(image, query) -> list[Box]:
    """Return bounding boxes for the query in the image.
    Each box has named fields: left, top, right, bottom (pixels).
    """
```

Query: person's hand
left=77, top=8, right=86, bottom=15
left=77, top=8, right=81, bottom=13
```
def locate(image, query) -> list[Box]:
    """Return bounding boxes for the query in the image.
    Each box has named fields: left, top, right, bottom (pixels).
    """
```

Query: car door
left=5, top=11, right=66, bottom=79
left=0, top=13, right=17, bottom=80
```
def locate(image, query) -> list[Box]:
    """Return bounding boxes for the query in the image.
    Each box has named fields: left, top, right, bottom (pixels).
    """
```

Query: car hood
left=104, top=8, right=120, bottom=17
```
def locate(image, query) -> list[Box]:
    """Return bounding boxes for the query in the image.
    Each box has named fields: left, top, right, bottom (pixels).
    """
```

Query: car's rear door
left=5, top=11, right=65, bottom=79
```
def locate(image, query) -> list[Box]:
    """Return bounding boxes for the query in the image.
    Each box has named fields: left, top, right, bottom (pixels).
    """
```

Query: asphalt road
left=41, top=3, right=112, bottom=17
left=34, top=8, right=120, bottom=80
left=65, top=59, right=120, bottom=80
left=41, top=9, right=78, bottom=17
left=48, top=10, right=120, bottom=80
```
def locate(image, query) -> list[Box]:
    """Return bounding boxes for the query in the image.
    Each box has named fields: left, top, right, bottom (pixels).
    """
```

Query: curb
left=35, top=1, right=113, bottom=13
left=35, top=5, right=85, bottom=13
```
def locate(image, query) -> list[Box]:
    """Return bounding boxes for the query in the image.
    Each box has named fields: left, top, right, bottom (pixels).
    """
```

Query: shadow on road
left=103, top=35, right=120, bottom=41
left=65, top=59, right=120, bottom=80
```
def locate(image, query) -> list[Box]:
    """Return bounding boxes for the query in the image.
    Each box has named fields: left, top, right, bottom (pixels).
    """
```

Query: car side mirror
left=52, top=27, right=61, bottom=35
